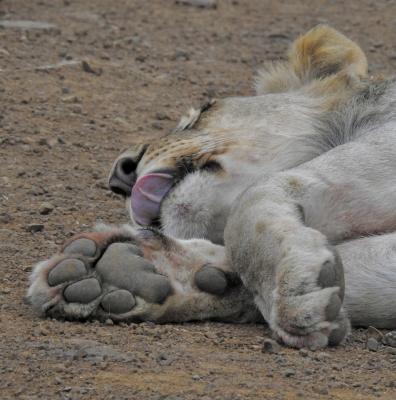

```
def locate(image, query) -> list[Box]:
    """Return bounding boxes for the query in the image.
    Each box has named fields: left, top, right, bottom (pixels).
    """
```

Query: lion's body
left=28, top=26, right=396, bottom=349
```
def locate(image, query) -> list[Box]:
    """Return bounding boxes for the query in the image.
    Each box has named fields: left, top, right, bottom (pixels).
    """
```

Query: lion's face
left=111, top=129, right=258, bottom=244
left=109, top=93, right=322, bottom=244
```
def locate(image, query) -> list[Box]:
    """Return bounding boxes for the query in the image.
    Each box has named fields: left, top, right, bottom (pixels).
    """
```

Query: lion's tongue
left=131, top=173, right=174, bottom=226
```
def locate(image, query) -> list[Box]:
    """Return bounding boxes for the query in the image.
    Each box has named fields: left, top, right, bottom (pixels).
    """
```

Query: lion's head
left=108, top=25, right=368, bottom=244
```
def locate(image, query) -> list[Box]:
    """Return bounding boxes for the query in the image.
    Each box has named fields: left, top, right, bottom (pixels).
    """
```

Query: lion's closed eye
left=200, top=160, right=223, bottom=173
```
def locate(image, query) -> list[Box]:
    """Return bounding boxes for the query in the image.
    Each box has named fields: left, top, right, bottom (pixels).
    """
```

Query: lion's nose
left=108, top=144, right=148, bottom=197
left=108, top=156, right=137, bottom=196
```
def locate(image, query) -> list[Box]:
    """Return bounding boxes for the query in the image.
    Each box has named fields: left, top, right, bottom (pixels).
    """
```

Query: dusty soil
left=1, top=0, right=396, bottom=399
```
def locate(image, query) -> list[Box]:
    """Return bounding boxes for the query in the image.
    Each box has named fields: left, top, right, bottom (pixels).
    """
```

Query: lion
left=27, top=26, right=396, bottom=349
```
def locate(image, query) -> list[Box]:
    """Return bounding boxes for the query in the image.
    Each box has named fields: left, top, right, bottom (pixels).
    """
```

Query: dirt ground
left=1, top=0, right=396, bottom=399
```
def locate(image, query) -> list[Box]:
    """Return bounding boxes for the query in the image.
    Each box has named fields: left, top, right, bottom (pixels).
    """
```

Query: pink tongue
left=131, top=173, right=174, bottom=226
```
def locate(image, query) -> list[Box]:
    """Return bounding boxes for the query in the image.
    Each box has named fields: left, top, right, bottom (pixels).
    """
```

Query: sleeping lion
left=27, top=26, right=396, bottom=349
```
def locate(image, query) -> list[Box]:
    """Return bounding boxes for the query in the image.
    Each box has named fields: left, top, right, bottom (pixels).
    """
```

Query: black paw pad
left=96, top=243, right=171, bottom=304
left=48, top=259, right=87, bottom=286
left=135, top=274, right=172, bottom=304
left=328, top=319, right=348, bottom=346
left=318, top=247, right=345, bottom=300
left=63, top=278, right=101, bottom=303
left=101, top=290, right=136, bottom=314
left=64, top=238, right=97, bottom=257
left=194, top=265, right=228, bottom=295
left=325, top=292, right=342, bottom=321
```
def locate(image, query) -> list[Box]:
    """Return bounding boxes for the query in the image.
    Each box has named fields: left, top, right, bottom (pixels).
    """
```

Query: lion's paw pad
left=64, top=238, right=97, bottom=257
left=27, top=235, right=176, bottom=320
left=48, top=259, right=87, bottom=286
left=270, top=245, right=349, bottom=349
left=64, top=278, right=102, bottom=303
left=101, top=290, right=136, bottom=314
left=28, top=233, right=235, bottom=322
left=194, top=265, right=228, bottom=295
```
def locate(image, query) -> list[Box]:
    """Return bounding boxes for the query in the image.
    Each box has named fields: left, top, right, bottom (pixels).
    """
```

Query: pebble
left=174, top=48, right=190, bottom=61
left=284, top=368, right=296, bottom=377
left=367, top=338, right=379, bottom=352
left=151, top=122, right=163, bottom=130
left=82, top=60, right=103, bottom=76
left=0, top=20, right=57, bottom=30
left=367, top=326, right=383, bottom=341
left=26, top=223, right=44, bottom=233
left=383, top=331, right=396, bottom=348
left=262, top=338, right=280, bottom=354
left=386, top=347, right=396, bottom=355
left=314, top=352, right=330, bottom=361
left=155, top=112, right=170, bottom=121
left=39, top=202, right=54, bottom=215
left=61, top=95, right=80, bottom=104
left=316, top=387, right=329, bottom=395
left=299, top=348, right=309, bottom=357
left=0, top=213, right=12, bottom=224
left=105, top=318, right=114, bottom=326
left=71, top=104, right=83, bottom=114
left=175, top=0, right=217, bottom=9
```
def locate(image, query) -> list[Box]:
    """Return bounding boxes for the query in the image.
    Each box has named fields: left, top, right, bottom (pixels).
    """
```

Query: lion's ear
left=256, top=25, right=368, bottom=95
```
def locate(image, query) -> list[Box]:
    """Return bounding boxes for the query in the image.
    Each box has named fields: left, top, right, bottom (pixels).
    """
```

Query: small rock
left=71, top=104, right=83, bottom=114
left=299, top=348, right=309, bottom=357
left=383, top=331, right=396, bottom=348
left=317, top=387, right=329, bottom=395
left=26, top=223, right=44, bottom=233
left=367, top=326, right=384, bottom=341
left=0, top=213, right=12, bottom=224
left=0, top=20, right=58, bottom=30
left=175, top=48, right=190, bottom=61
left=61, top=95, right=80, bottom=104
left=39, top=202, right=54, bottom=215
left=262, top=338, right=280, bottom=354
left=82, top=60, right=102, bottom=76
left=155, top=112, right=170, bottom=121
left=175, top=0, right=217, bottom=9
left=38, top=327, right=50, bottom=336
left=284, top=368, right=296, bottom=377
left=367, top=337, right=379, bottom=352
left=192, top=375, right=200, bottom=380
left=372, top=41, right=383, bottom=48
left=105, top=318, right=114, bottom=326
left=151, top=122, right=163, bottom=130
left=268, top=32, right=290, bottom=40
left=157, top=353, right=168, bottom=361
left=314, top=352, right=330, bottom=362
left=386, top=347, right=396, bottom=355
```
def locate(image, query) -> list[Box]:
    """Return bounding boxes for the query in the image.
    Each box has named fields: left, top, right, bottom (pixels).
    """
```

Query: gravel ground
left=1, top=0, right=396, bottom=399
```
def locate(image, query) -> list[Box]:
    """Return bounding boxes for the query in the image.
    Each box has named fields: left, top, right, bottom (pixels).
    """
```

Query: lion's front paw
left=267, top=245, right=350, bottom=349
left=26, top=227, right=246, bottom=323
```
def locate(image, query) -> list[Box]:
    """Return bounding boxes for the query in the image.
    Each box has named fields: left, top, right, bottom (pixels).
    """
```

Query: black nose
left=108, top=156, right=138, bottom=196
